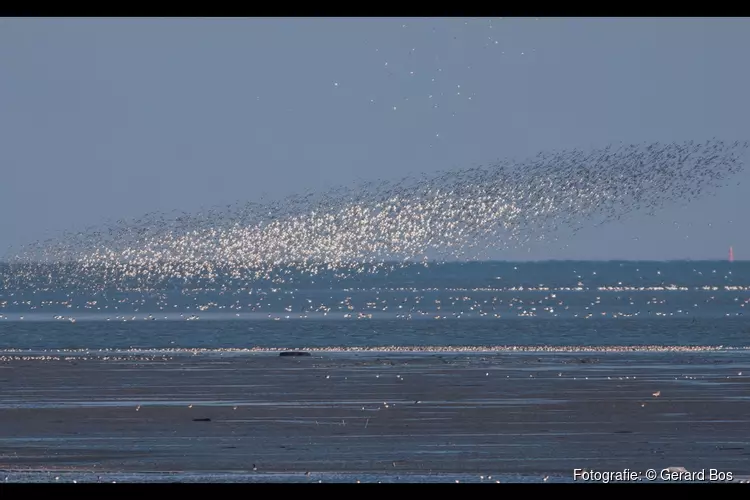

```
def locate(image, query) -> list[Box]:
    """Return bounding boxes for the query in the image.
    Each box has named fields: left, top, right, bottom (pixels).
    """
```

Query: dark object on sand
left=193, top=418, right=211, bottom=422
left=279, top=351, right=311, bottom=357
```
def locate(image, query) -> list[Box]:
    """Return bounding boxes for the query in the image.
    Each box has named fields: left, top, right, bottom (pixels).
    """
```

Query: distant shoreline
left=1, top=345, right=748, bottom=359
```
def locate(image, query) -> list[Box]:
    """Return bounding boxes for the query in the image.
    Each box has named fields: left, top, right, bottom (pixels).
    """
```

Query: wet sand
left=1, top=350, right=749, bottom=482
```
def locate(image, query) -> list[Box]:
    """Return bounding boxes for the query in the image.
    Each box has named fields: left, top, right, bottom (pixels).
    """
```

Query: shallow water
left=1, top=261, right=749, bottom=351
left=1, top=353, right=749, bottom=483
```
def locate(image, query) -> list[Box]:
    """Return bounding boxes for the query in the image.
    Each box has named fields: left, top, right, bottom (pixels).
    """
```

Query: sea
left=1, top=260, right=748, bottom=352
left=2, top=259, right=750, bottom=484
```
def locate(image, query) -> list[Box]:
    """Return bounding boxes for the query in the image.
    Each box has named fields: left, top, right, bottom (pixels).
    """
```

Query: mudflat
left=0, top=350, right=749, bottom=482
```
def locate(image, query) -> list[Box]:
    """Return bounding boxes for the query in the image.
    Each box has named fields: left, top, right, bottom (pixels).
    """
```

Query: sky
left=1, top=17, right=748, bottom=261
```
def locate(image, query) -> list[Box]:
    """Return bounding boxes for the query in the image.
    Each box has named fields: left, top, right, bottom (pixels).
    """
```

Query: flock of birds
left=1, top=139, right=747, bottom=291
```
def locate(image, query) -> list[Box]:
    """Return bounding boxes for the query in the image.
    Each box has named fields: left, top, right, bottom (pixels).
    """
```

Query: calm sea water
left=1, top=260, right=749, bottom=350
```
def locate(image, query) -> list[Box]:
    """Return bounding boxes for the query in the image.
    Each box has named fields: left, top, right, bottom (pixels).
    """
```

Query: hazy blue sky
left=1, top=17, right=748, bottom=260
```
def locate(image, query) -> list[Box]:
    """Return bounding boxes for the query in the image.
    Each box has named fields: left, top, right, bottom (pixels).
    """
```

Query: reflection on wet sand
left=0, top=351, right=749, bottom=482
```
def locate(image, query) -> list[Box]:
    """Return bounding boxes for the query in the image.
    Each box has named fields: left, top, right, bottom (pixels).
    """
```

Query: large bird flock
left=2, top=139, right=747, bottom=290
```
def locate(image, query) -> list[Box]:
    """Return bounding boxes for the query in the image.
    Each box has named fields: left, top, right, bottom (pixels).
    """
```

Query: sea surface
left=2, top=260, right=750, bottom=483
left=1, top=260, right=748, bottom=351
